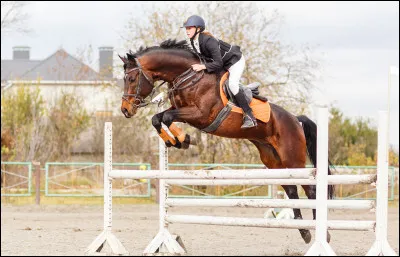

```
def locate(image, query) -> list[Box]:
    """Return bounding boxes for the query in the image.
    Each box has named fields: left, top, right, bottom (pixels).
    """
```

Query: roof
left=1, top=59, right=41, bottom=81
left=1, top=48, right=103, bottom=82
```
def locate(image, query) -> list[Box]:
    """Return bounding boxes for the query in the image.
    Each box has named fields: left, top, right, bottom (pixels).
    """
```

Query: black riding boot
left=234, top=88, right=257, bottom=129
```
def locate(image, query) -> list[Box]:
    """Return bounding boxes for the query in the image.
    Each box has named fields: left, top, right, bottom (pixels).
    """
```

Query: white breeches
left=228, top=55, right=245, bottom=95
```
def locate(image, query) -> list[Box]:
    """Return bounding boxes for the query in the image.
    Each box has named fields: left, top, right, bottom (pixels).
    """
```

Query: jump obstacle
left=85, top=108, right=397, bottom=256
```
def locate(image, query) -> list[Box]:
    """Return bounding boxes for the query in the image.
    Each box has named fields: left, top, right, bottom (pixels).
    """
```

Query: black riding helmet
left=182, top=15, right=205, bottom=32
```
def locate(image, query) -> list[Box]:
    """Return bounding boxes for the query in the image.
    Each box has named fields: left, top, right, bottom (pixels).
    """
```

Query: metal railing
left=45, top=162, right=151, bottom=197
left=1, top=162, right=32, bottom=196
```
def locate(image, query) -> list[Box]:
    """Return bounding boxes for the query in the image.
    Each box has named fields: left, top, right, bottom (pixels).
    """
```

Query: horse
left=119, top=39, right=334, bottom=244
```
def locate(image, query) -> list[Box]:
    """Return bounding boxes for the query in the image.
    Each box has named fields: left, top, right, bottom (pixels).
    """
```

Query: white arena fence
left=85, top=108, right=396, bottom=256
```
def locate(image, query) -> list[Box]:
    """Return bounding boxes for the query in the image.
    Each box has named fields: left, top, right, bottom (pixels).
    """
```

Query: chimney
left=99, top=46, right=113, bottom=78
left=13, top=46, right=30, bottom=60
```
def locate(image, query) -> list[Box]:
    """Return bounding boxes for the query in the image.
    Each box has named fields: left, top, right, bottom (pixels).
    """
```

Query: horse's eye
left=129, top=77, right=135, bottom=83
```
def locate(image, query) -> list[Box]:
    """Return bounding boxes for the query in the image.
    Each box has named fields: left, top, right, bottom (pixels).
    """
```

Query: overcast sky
left=1, top=1, right=399, bottom=150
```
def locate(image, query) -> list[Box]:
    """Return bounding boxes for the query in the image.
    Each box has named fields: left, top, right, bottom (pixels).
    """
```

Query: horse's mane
left=126, top=39, right=197, bottom=62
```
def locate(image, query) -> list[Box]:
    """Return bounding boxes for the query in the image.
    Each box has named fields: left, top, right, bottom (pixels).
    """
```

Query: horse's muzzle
left=121, top=107, right=133, bottom=118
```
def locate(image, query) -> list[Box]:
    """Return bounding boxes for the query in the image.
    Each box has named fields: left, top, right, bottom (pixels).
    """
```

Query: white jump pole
left=166, top=198, right=375, bottom=210
left=109, top=168, right=316, bottom=179
left=306, top=107, right=336, bottom=255
left=165, top=215, right=375, bottom=231
left=165, top=174, right=377, bottom=185
left=85, top=122, right=128, bottom=255
left=367, top=111, right=396, bottom=256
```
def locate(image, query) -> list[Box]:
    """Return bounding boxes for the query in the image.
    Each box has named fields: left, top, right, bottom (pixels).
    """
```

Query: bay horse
left=119, top=39, right=334, bottom=244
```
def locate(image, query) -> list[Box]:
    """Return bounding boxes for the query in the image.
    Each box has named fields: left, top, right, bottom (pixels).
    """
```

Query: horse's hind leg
left=281, top=185, right=312, bottom=244
left=250, top=140, right=312, bottom=244
left=301, top=185, right=331, bottom=243
left=301, top=185, right=317, bottom=220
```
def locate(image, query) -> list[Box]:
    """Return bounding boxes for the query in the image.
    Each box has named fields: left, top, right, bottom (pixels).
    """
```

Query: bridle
left=122, top=57, right=204, bottom=109
left=122, top=58, right=156, bottom=109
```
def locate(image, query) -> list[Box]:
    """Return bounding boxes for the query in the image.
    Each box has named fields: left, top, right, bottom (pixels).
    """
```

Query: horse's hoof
left=300, top=229, right=312, bottom=244
left=179, top=135, right=190, bottom=149
left=327, top=231, right=331, bottom=243
left=165, top=141, right=172, bottom=148
left=172, top=138, right=183, bottom=149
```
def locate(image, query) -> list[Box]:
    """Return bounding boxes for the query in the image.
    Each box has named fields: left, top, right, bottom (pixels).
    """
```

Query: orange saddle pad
left=220, top=72, right=271, bottom=123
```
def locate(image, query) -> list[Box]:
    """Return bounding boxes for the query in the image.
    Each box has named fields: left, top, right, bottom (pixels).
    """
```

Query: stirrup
left=241, top=114, right=257, bottom=129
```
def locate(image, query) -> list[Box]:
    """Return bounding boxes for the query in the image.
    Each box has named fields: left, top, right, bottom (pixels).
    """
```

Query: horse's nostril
left=121, top=108, right=132, bottom=118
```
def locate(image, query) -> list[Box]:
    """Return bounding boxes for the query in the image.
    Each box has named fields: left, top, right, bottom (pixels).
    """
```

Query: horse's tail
left=297, top=115, right=335, bottom=199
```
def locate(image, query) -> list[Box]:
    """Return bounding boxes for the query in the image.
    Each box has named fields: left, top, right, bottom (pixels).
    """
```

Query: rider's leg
left=228, top=55, right=257, bottom=128
left=235, top=88, right=257, bottom=128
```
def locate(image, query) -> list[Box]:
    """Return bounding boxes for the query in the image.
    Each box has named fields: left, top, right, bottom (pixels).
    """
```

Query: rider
left=182, top=15, right=257, bottom=129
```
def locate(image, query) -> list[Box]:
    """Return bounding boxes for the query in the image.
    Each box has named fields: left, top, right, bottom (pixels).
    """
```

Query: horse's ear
left=118, top=54, right=128, bottom=64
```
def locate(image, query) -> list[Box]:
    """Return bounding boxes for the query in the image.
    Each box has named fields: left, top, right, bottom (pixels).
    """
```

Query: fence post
left=155, top=180, right=160, bottom=204
left=155, top=127, right=167, bottom=204
left=32, top=161, right=40, bottom=205
left=367, top=111, right=396, bottom=256
left=305, top=107, right=335, bottom=255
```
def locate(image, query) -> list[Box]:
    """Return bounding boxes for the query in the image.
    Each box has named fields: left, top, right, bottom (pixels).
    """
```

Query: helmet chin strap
left=189, top=27, right=205, bottom=65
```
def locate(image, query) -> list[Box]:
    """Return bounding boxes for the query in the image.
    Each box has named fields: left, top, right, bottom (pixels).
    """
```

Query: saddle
left=202, top=72, right=271, bottom=133
left=220, top=72, right=271, bottom=123
left=222, top=81, right=268, bottom=105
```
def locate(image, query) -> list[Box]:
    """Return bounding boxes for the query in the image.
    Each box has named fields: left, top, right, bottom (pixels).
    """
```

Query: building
left=1, top=46, right=124, bottom=152
left=1, top=46, right=123, bottom=115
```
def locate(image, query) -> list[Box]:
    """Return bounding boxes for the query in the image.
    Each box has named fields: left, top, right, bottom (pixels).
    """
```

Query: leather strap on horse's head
left=122, top=58, right=153, bottom=108
left=123, top=57, right=168, bottom=109
left=124, top=58, right=153, bottom=85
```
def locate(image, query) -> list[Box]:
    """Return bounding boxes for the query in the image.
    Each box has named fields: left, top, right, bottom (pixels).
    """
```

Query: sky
left=1, top=1, right=399, bottom=150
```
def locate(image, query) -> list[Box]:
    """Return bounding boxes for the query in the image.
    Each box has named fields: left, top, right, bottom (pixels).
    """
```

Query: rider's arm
left=203, top=37, right=223, bottom=72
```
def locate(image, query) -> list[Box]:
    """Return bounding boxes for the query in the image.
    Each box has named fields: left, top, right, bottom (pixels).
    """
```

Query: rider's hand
left=192, top=64, right=206, bottom=71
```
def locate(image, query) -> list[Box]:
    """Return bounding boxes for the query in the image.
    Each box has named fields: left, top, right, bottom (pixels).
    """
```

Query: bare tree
left=118, top=1, right=323, bottom=164
left=1, top=1, right=31, bottom=38
left=121, top=1, right=321, bottom=112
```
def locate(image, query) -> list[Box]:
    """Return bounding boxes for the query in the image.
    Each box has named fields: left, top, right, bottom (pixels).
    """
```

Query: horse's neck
left=146, top=53, right=196, bottom=84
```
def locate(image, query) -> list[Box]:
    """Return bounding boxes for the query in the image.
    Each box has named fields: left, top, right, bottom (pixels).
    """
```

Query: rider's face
left=185, top=26, right=198, bottom=39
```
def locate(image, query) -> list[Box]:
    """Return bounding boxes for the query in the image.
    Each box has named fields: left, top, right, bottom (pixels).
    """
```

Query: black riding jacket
left=194, top=33, right=242, bottom=73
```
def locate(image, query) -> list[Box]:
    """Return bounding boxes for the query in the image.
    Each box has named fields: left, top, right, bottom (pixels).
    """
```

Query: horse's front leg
left=161, top=106, right=202, bottom=149
left=151, top=109, right=195, bottom=149
left=151, top=110, right=179, bottom=148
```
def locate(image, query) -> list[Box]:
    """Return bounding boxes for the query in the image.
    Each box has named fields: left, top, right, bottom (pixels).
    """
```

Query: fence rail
left=1, top=161, right=398, bottom=201
left=0, top=162, right=32, bottom=196
left=45, top=162, right=152, bottom=197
